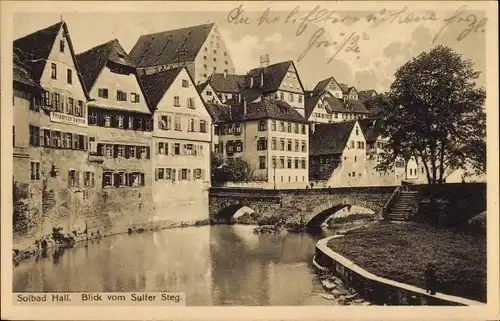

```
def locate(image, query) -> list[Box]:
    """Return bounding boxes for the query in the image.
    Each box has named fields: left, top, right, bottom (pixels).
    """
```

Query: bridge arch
left=304, top=199, right=379, bottom=228
left=213, top=203, right=257, bottom=222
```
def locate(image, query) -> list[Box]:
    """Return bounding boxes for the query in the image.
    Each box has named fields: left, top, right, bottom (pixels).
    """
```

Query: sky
left=13, top=5, right=486, bottom=93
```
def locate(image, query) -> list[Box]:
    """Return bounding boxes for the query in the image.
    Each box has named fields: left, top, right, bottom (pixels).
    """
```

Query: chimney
left=243, top=98, right=247, bottom=115
left=260, top=73, right=264, bottom=88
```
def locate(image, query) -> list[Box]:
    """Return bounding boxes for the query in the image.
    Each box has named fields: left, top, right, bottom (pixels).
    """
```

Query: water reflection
left=13, top=225, right=337, bottom=306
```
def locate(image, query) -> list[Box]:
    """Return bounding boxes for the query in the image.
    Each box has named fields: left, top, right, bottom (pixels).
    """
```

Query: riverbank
left=326, top=221, right=486, bottom=302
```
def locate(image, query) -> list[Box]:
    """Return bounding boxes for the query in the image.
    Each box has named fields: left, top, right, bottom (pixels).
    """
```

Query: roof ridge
left=140, top=22, right=215, bottom=38
left=14, top=21, right=64, bottom=43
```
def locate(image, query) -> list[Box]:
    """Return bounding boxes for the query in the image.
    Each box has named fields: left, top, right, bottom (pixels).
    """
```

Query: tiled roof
left=344, top=99, right=369, bottom=114
left=324, top=97, right=346, bottom=113
left=358, top=118, right=384, bottom=142
left=138, top=67, right=184, bottom=110
left=208, top=73, right=247, bottom=93
left=305, top=92, right=323, bottom=118
left=129, top=23, right=214, bottom=68
left=310, top=121, right=356, bottom=156
left=339, top=83, right=350, bottom=94
left=76, top=39, right=136, bottom=92
left=313, top=76, right=340, bottom=93
left=14, top=21, right=63, bottom=82
left=13, top=49, right=43, bottom=90
left=230, top=99, right=308, bottom=123
left=358, top=89, right=377, bottom=101
left=247, top=60, right=298, bottom=93
left=13, top=21, right=90, bottom=99
left=205, top=102, right=231, bottom=123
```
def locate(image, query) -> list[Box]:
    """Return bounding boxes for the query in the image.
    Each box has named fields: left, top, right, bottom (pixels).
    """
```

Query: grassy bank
left=327, top=222, right=486, bottom=302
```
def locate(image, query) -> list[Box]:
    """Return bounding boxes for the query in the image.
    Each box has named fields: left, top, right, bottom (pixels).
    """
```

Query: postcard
left=1, top=1, right=498, bottom=320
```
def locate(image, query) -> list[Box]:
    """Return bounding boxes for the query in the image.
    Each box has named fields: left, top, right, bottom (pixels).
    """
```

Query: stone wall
left=315, top=236, right=482, bottom=306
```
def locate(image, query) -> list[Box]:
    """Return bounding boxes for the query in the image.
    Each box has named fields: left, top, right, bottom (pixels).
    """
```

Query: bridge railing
left=381, top=186, right=401, bottom=219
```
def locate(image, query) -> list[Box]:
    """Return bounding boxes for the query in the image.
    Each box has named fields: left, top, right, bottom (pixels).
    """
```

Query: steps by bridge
left=386, top=190, right=420, bottom=221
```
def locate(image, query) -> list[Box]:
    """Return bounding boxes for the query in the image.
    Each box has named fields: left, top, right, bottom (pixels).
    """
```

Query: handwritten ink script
left=227, top=4, right=487, bottom=63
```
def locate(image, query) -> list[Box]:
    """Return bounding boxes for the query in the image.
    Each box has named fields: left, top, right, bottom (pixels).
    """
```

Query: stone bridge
left=209, top=186, right=398, bottom=227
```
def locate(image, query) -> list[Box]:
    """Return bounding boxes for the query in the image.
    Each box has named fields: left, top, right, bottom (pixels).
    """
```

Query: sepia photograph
left=1, top=0, right=499, bottom=320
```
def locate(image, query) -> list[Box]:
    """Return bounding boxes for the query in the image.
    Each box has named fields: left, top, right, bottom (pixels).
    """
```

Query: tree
left=211, top=152, right=254, bottom=183
left=364, top=93, right=390, bottom=118
left=376, top=45, right=486, bottom=184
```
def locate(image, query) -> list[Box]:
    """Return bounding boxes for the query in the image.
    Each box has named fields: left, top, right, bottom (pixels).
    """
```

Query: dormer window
left=182, top=79, right=189, bottom=88
left=60, top=40, right=65, bottom=53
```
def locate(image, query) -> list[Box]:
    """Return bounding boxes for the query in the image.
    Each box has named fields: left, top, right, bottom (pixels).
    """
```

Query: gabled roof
left=138, top=67, right=184, bottom=110
left=247, top=60, right=302, bottom=93
left=348, top=86, right=358, bottom=94
left=205, top=102, right=231, bottom=123
left=313, top=76, right=341, bottom=93
left=344, top=99, right=369, bottom=113
left=305, top=94, right=322, bottom=119
left=13, top=49, right=43, bottom=91
left=129, top=23, right=214, bottom=68
left=358, top=89, right=377, bottom=101
left=339, top=83, right=350, bottom=94
left=13, top=21, right=90, bottom=100
left=207, top=73, right=247, bottom=93
left=358, top=118, right=384, bottom=142
left=76, top=39, right=136, bottom=92
left=310, top=121, right=357, bottom=156
left=229, top=99, right=308, bottom=123
left=324, top=97, right=346, bottom=113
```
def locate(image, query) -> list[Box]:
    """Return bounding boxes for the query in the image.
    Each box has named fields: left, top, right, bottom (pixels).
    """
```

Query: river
left=13, top=225, right=340, bottom=306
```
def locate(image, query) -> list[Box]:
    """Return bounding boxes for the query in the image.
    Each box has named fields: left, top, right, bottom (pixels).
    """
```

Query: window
left=301, top=141, right=306, bottom=152
left=186, top=144, right=193, bottom=155
left=271, top=138, right=277, bottom=150
left=356, top=128, right=359, bottom=135
left=289, top=93, right=294, bottom=102
left=272, top=157, right=277, bottom=168
left=279, top=122, right=285, bottom=132
left=280, top=92, right=284, bottom=100
left=117, top=90, right=127, bottom=101
left=280, top=139, right=285, bottom=151
left=68, top=169, right=79, bottom=187
left=227, top=141, right=234, bottom=154
left=103, top=172, right=113, bottom=187
left=287, top=139, right=292, bottom=151
left=257, top=137, right=267, bottom=150
left=30, top=162, right=40, bottom=180
left=174, top=116, right=182, bottom=131
left=66, top=69, right=72, bottom=84
left=287, top=123, right=292, bottom=133
left=51, top=63, right=57, bottom=79
left=271, top=121, right=276, bottom=131
left=294, top=124, right=299, bottom=134
left=128, top=146, right=136, bottom=158
left=235, top=140, right=243, bottom=152
left=181, top=169, right=188, bottom=180
left=104, top=114, right=111, bottom=127
left=182, top=79, right=189, bottom=88
left=280, top=157, right=285, bottom=169
left=187, top=98, right=195, bottom=109
left=204, top=47, right=207, bottom=52
left=301, top=158, right=306, bottom=169
left=84, top=172, right=95, bottom=187
left=194, top=169, right=202, bottom=180
left=350, top=140, right=355, bottom=149
left=103, top=144, right=113, bottom=158
left=174, top=143, right=181, bottom=155
left=294, top=140, right=299, bottom=152
left=298, top=95, right=303, bottom=103
left=60, top=40, right=65, bottom=53
left=188, top=118, right=196, bottom=132
left=259, top=156, right=266, bottom=169
left=258, top=120, right=267, bottom=131
left=29, top=125, right=40, bottom=146
left=131, top=93, right=140, bottom=103
left=157, top=168, right=165, bottom=180
left=54, top=93, right=61, bottom=111
left=287, top=157, right=292, bottom=169
left=97, top=88, right=108, bottom=99
left=174, top=96, right=180, bottom=106
left=294, top=158, right=299, bottom=169
left=200, top=120, right=207, bottom=133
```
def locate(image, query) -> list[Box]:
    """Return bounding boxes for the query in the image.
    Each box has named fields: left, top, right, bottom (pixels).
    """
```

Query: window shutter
left=165, top=143, right=169, bottom=155
left=72, top=133, right=78, bottom=149
left=83, top=136, right=88, bottom=151
left=39, top=130, right=44, bottom=147
left=201, top=169, right=205, bottom=181
left=146, top=147, right=150, bottom=159
left=67, top=170, right=71, bottom=187
left=182, top=144, right=187, bottom=155
left=155, top=168, right=159, bottom=181
left=76, top=171, right=80, bottom=186
left=124, top=145, right=129, bottom=158
left=156, top=142, right=160, bottom=154
left=188, top=169, right=192, bottom=180
left=114, top=145, right=119, bottom=158
left=136, top=148, right=141, bottom=160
